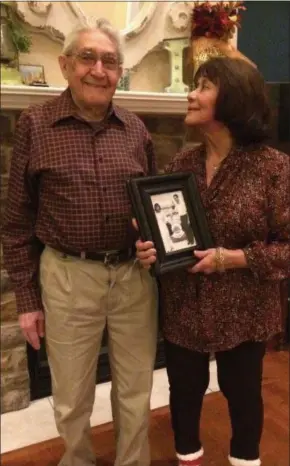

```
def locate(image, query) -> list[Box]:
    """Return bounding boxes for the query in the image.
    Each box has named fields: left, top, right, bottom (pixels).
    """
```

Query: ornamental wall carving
left=14, top=1, right=238, bottom=70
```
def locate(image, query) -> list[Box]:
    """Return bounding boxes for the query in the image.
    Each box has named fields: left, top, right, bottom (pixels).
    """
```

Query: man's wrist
left=15, top=286, right=43, bottom=314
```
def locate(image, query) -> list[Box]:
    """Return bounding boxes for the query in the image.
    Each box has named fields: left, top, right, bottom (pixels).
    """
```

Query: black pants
left=164, top=339, right=266, bottom=460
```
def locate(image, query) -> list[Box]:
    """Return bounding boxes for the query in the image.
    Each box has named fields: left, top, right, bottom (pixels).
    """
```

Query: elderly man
left=2, top=19, right=158, bottom=466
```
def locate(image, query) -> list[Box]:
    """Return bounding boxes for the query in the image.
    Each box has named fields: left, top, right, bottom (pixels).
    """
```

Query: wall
left=130, top=50, right=171, bottom=92
left=78, top=1, right=128, bottom=29
left=238, top=1, right=290, bottom=82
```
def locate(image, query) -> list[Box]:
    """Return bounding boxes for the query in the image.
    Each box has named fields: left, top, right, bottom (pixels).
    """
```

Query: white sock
left=177, top=447, right=204, bottom=461
left=228, top=455, right=261, bottom=466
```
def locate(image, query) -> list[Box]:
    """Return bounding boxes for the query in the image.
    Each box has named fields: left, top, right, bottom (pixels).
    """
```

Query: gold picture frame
left=19, top=64, right=48, bottom=86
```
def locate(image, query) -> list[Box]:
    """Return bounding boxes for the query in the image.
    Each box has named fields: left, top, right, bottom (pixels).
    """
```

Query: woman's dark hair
left=194, top=57, right=271, bottom=145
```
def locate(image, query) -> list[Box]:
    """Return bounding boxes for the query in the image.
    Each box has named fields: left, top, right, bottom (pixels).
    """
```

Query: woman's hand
left=135, top=239, right=156, bottom=269
left=188, top=248, right=218, bottom=274
left=188, top=247, right=247, bottom=274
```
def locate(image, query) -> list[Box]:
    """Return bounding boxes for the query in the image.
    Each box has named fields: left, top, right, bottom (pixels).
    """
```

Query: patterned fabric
left=2, top=88, right=156, bottom=314
left=160, top=144, right=290, bottom=352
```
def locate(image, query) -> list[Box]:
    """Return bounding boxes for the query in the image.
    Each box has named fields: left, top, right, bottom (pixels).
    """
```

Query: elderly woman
left=136, top=57, right=290, bottom=466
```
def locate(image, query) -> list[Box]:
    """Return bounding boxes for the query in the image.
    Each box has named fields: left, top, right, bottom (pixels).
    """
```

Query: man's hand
left=19, top=311, right=45, bottom=350
left=135, top=239, right=157, bottom=269
left=132, top=218, right=157, bottom=269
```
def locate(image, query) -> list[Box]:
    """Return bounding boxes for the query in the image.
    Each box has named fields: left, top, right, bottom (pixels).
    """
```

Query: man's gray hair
left=62, top=17, right=124, bottom=64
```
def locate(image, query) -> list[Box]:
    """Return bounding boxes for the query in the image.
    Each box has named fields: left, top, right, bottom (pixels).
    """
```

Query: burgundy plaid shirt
left=2, top=88, right=156, bottom=314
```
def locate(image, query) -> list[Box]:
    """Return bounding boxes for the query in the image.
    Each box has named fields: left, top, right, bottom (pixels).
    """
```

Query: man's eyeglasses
left=67, top=50, right=120, bottom=71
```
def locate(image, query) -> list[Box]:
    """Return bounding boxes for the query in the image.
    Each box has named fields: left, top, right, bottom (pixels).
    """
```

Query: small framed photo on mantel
left=19, top=64, right=49, bottom=87
left=127, top=172, right=214, bottom=275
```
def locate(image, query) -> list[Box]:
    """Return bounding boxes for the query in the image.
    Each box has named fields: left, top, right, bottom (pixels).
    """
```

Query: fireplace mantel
left=1, top=85, right=188, bottom=115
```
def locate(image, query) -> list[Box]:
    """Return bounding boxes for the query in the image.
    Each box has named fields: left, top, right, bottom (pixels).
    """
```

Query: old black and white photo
left=151, top=191, right=196, bottom=253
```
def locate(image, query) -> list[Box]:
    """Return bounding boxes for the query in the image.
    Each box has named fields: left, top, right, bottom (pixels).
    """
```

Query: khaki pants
left=40, top=246, right=158, bottom=466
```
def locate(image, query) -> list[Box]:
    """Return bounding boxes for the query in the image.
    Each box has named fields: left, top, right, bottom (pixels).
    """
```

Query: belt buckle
left=104, top=252, right=119, bottom=266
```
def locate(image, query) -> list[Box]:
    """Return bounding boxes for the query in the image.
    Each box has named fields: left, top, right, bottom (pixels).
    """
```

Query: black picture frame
left=127, top=172, right=214, bottom=275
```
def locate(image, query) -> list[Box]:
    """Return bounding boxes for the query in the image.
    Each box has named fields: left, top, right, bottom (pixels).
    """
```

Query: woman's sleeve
left=243, top=151, right=290, bottom=281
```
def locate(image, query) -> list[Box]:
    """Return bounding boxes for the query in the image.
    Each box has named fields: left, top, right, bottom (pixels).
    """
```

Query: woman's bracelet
left=215, top=247, right=225, bottom=273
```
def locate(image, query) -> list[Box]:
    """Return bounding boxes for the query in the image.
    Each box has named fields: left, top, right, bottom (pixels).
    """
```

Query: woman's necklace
left=213, top=161, right=222, bottom=171
left=206, top=155, right=228, bottom=185
left=208, top=156, right=227, bottom=172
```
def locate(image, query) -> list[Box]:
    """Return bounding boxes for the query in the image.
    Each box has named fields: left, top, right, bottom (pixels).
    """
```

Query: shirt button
left=105, top=215, right=109, bottom=222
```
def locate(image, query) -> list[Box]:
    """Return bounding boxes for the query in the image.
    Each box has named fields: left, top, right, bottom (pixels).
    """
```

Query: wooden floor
left=1, top=351, right=289, bottom=466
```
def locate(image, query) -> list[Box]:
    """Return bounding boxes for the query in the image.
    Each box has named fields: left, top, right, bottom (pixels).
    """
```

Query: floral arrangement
left=191, top=1, right=246, bottom=41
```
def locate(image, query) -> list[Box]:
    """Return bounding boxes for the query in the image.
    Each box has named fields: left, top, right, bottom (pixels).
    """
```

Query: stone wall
left=1, top=111, right=30, bottom=414
left=140, top=114, right=201, bottom=171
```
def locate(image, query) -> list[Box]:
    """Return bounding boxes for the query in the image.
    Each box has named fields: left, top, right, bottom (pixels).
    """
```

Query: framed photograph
left=19, top=64, right=48, bottom=86
left=127, top=172, right=214, bottom=275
